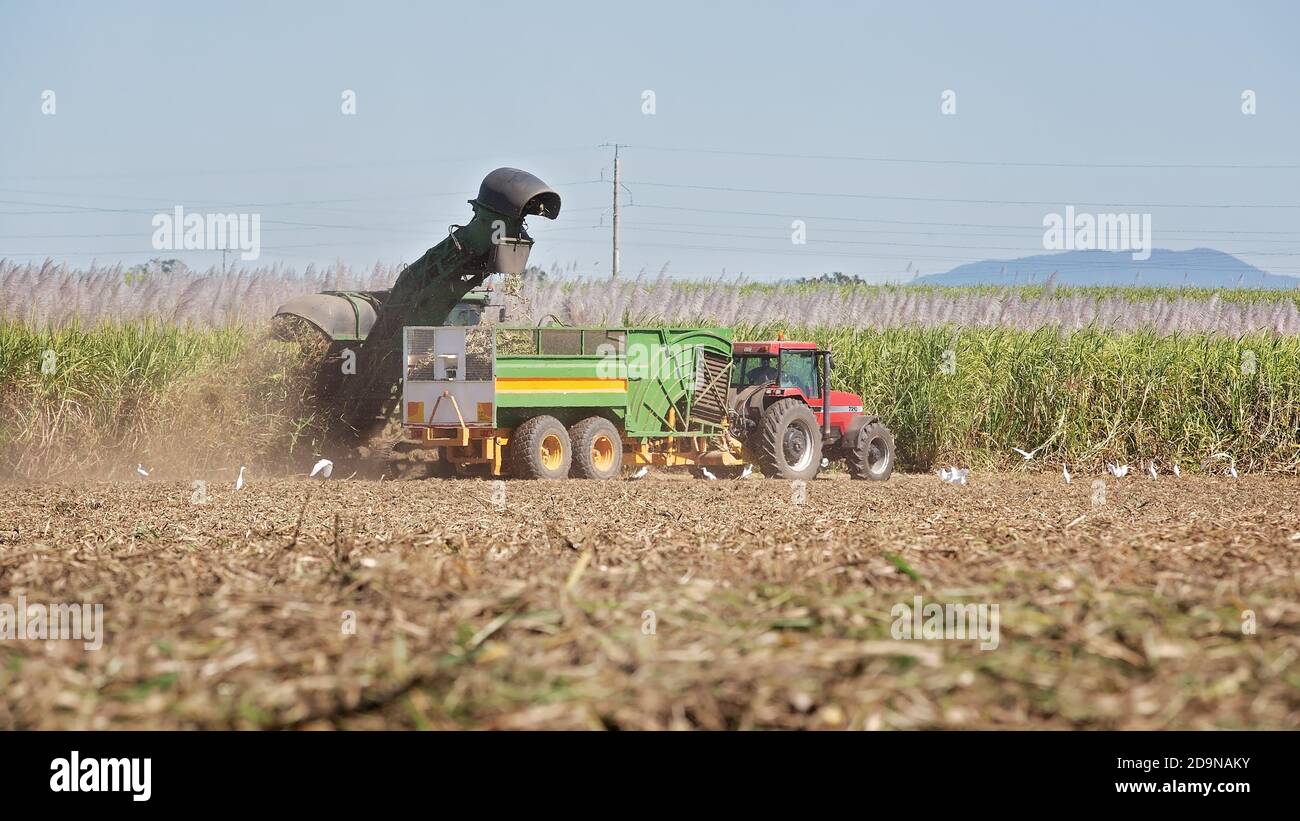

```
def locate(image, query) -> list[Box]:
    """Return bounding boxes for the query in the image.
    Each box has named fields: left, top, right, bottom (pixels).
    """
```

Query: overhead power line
left=624, top=144, right=1300, bottom=171
left=624, top=180, right=1300, bottom=210
left=622, top=204, right=1300, bottom=236
left=0, top=181, right=603, bottom=218
left=604, top=224, right=1300, bottom=257
left=0, top=146, right=602, bottom=182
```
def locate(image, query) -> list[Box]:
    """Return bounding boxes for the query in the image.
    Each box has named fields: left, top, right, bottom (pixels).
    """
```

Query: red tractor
left=728, top=339, right=895, bottom=481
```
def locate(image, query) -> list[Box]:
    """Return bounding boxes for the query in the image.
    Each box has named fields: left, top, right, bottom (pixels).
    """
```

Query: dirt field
left=1, top=472, right=1296, bottom=730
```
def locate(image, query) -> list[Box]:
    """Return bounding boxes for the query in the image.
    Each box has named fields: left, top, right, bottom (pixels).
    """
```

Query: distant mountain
left=912, top=249, right=1300, bottom=289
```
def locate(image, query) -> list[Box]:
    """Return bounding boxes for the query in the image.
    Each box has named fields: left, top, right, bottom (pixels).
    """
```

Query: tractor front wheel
left=569, top=416, right=623, bottom=479
left=847, top=421, right=895, bottom=481
left=509, top=415, right=572, bottom=480
left=754, top=399, right=823, bottom=481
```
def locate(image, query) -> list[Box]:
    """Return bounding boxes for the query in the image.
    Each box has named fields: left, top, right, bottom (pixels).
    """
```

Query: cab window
left=447, top=305, right=482, bottom=326
left=779, top=350, right=819, bottom=396
left=733, top=355, right=778, bottom=387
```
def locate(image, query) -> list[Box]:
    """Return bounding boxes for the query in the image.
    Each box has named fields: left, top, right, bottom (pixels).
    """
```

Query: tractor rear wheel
left=754, top=399, right=822, bottom=481
left=508, top=415, right=572, bottom=480
left=847, top=421, right=895, bottom=481
left=569, top=416, right=623, bottom=479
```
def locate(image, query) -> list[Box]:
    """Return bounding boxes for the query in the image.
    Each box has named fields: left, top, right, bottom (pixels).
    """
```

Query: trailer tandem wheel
left=508, top=415, right=573, bottom=480
left=568, top=417, right=624, bottom=480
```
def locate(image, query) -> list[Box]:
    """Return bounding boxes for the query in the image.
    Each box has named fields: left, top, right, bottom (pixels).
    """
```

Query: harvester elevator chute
left=270, top=167, right=561, bottom=444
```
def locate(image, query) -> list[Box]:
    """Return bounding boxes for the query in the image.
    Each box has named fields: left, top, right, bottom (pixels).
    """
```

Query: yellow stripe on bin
left=496, top=378, right=627, bottom=393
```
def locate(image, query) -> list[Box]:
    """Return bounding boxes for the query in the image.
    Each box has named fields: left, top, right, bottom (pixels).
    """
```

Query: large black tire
left=754, top=398, right=822, bottom=481
left=569, top=416, right=623, bottom=479
left=847, top=421, right=895, bottom=481
left=508, top=415, right=572, bottom=480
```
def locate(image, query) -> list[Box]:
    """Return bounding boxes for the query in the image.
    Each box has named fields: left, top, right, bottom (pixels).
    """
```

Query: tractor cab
left=732, top=340, right=819, bottom=392
left=729, top=339, right=894, bottom=481
left=731, top=340, right=863, bottom=441
left=446, top=289, right=491, bottom=326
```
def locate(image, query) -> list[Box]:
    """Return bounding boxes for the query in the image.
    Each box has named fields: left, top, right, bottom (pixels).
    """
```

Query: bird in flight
left=310, top=458, right=334, bottom=479
left=1107, top=463, right=1130, bottom=478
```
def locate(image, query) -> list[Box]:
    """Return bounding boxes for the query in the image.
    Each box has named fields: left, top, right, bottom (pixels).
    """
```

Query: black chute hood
left=473, top=167, right=561, bottom=220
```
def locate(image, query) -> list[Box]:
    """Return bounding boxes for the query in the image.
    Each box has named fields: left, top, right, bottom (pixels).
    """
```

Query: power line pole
left=611, top=143, right=621, bottom=280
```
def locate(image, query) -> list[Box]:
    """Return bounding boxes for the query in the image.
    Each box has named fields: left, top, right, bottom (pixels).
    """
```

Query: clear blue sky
left=2, top=0, right=1298, bottom=281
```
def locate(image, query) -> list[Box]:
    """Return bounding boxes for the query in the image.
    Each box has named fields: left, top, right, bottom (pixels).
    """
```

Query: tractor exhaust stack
left=820, top=350, right=833, bottom=439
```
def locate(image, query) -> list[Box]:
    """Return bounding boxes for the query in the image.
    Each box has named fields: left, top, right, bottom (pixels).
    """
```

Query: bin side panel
left=624, top=327, right=732, bottom=437
left=493, top=353, right=627, bottom=427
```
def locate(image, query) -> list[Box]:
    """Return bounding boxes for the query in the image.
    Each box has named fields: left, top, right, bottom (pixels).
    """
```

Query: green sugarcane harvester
left=273, top=168, right=560, bottom=444
left=274, top=167, right=896, bottom=480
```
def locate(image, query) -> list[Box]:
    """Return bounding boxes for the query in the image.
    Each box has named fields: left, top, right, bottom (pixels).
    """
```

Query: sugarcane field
left=2, top=1, right=1297, bottom=806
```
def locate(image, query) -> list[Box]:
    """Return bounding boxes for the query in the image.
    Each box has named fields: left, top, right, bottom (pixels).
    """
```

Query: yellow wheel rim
left=591, top=434, right=616, bottom=472
left=540, top=433, right=564, bottom=471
